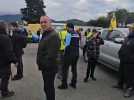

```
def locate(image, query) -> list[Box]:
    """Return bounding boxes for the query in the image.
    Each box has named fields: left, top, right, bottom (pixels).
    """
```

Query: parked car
left=98, top=28, right=129, bottom=71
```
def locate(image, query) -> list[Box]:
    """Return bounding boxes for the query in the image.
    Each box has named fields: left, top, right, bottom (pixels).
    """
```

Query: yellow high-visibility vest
left=86, top=32, right=93, bottom=39
left=59, top=30, right=67, bottom=51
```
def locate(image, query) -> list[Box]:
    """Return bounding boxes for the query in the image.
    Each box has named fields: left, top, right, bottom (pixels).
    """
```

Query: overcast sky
left=0, top=0, right=134, bottom=21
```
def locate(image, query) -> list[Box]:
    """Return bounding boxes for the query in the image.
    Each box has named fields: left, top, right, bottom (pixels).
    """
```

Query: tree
left=87, top=8, right=134, bottom=27
left=96, top=16, right=109, bottom=28
left=115, top=9, right=128, bottom=27
left=87, top=20, right=97, bottom=26
left=21, top=0, right=46, bottom=23
left=127, top=12, right=134, bottom=24
left=87, top=16, right=109, bottom=28
left=108, top=9, right=128, bottom=27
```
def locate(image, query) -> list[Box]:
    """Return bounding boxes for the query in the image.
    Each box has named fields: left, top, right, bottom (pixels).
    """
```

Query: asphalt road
left=2, top=43, right=134, bottom=100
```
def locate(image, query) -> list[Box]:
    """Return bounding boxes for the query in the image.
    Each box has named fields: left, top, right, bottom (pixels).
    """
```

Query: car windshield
left=117, top=28, right=129, bottom=37
left=108, top=30, right=123, bottom=40
left=101, top=28, right=129, bottom=40
left=101, top=30, right=109, bottom=40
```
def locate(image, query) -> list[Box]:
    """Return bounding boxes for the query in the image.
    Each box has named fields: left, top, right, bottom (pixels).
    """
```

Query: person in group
left=37, top=28, right=41, bottom=37
left=20, top=26, right=28, bottom=37
left=58, top=23, right=79, bottom=89
left=57, top=25, right=67, bottom=79
left=76, top=27, right=83, bottom=41
left=83, top=28, right=93, bottom=58
left=10, top=22, right=27, bottom=80
left=37, top=28, right=41, bottom=42
left=114, top=25, right=134, bottom=98
left=84, top=29, right=104, bottom=82
left=0, top=21, right=17, bottom=98
left=36, top=16, right=60, bottom=100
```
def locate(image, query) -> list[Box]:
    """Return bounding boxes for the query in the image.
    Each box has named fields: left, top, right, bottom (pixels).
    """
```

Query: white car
left=99, top=28, right=129, bottom=71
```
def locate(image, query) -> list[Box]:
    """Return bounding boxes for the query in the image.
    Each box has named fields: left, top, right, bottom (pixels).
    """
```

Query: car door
left=99, top=29, right=112, bottom=66
left=106, top=30, right=124, bottom=69
left=99, top=29, right=124, bottom=70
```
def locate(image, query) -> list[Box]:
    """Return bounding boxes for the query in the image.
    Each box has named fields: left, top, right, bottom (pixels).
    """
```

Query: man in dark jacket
left=114, top=25, right=134, bottom=97
left=0, top=21, right=16, bottom=98
left=10, top=22, right=27, bottom=80
left=36, top=16, right=60, bottom=100
left=58, top=23, right=79, bottom=89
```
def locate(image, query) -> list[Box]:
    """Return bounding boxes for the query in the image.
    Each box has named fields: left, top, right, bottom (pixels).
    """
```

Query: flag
left=109, top=13, right=117, bottom=31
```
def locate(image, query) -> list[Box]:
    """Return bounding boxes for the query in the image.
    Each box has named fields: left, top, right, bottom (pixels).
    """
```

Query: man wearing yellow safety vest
left=57, top=26, right=67, bottom=79
left=58, top=23, right=79, bottom=89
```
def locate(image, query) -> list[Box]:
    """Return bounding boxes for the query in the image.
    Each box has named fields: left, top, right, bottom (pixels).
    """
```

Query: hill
left=0, top=14, right=86, bottom=25
left=54, top=19, right=86, bottom=26
left=0, top=14, right=22, bottom=22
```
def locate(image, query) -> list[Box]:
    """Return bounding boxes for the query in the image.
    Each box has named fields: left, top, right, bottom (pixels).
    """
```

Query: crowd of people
left=0, top=15, right=134, bottom=100
left=0, top=21, right=27, bottom=98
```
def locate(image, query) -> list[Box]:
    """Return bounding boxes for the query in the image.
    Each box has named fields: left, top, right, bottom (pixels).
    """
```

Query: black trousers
left=85, top=59, right=97, bottom=79
left=57, top=50, right=64, bottom=77
left=16, top=55, right=23, bottom=77
left=124, top=63, right=134, bottom=88
left=83, top=44, right=87, bottom=57
left=117, top=61, right=126, bottom=86
left=0, top=66, right=11, bottom=93
left=42, top=70, right=56, bottom=100
left=62, top=56, right=79, bottom=86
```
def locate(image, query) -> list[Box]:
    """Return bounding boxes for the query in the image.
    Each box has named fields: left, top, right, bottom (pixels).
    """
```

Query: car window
left=101, top=30, right=109, bottom=40
left=107, top=30, right=124, bottom=41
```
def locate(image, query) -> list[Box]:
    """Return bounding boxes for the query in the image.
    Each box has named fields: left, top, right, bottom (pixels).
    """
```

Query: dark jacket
left=36, top=29, right=60, bottom=72
left=64, top=30, right=79, bottom=58
left=86, top=35, right=104, bottom=60
left=11, top=30, right=27, bottom=57
left=0, top=33, right=16, bottom=70
left=118, top=32, right=134, bottom=64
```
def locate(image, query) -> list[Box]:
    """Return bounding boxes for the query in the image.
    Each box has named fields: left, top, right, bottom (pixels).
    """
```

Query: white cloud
left=0, top=0, right=25, bottom=14
left=46, top=0, right=61, bottom=8
left=76, top=0, right=87, bottom=5
left=103, top=0, right=117, bottom=3
left=74, top=0, right=89, bottom=9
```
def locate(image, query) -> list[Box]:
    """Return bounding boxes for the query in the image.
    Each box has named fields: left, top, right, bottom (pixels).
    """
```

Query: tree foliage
left=87, top=16, right=109, bottom=28
left=87, top=9, right=134, bottom=27
left=108, top=9, right=128, bottom=27
left=97, top=16, right=109, bottom=27
left=115, top=9, right=128, bottom=24
left=21, top=0, right=46, bottom=23
left=127, top=12, right=134, bottom=24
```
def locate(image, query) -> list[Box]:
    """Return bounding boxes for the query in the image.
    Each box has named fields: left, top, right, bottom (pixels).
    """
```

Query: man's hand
left=11, top=62, right=18, bottom=67
left=11, top=63, right=18, bottom=79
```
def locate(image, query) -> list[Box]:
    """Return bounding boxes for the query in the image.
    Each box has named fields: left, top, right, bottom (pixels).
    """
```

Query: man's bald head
left=40, top=16, right=52, bottom=23
left=40, top=16, right=52, bottom=31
